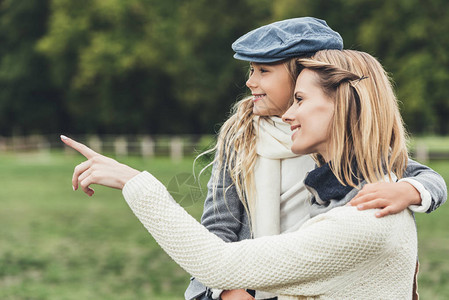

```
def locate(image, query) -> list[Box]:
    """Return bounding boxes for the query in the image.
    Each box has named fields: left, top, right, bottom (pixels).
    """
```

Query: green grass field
left=1, top=152, right=448, bottom=299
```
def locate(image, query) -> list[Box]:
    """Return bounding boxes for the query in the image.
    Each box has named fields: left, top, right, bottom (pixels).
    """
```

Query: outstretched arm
left=61, top=135, right=252, bottom=299
left=122, top=171, right=416, bottom=296
left=349, top=158, right=447, bottom=217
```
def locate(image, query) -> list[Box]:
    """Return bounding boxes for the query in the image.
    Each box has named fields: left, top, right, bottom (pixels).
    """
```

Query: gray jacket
left=184, top=158, right=447, bottom=300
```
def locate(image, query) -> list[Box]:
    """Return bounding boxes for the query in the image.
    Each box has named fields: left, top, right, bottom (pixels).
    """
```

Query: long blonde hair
left=296, top=50, right=408, bottom=186
left=197, top=58, right=300, bottom=220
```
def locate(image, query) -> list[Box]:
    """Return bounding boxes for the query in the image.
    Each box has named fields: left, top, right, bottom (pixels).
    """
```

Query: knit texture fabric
left=123, top=171, right=417, bottom=300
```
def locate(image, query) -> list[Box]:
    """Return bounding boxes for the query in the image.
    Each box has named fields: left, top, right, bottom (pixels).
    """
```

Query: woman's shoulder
left=302, top=205, right=416, bottom=242
left=327, top=205, right=414, bottom=226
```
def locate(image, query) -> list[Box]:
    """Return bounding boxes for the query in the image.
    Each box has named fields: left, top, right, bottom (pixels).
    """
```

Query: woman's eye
left=249, top=67, right=254, bottom=75
left=260, top=68, right=268, bottom=73
left=295, top=96, right=303, bottom=103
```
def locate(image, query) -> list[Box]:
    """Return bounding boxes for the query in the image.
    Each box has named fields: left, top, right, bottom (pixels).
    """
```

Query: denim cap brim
left=232, top=17, right=343, bottom=63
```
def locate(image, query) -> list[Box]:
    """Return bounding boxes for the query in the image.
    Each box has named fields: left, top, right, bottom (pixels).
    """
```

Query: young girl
left=188, top=18, right=446, bottom=300
left=61, top=48, right=432, bottom=299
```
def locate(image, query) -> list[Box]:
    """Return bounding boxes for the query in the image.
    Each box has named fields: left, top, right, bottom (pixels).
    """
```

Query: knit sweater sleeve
left=122, top=171, right=414, bottom=296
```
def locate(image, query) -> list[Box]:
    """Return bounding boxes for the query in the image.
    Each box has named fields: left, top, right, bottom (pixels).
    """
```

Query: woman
left=61, top=49, right=425, bottom=298
left=192, top=18, right=444, bottom=299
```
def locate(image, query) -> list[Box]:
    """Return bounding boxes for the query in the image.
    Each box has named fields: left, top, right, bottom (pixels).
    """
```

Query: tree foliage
left=0, top=0, right=448, bottom=135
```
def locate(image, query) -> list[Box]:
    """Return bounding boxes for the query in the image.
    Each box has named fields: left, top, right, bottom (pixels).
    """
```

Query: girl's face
left=282, top=69, right=335, bottom=161
left=246, top=62, right=293, bottom=116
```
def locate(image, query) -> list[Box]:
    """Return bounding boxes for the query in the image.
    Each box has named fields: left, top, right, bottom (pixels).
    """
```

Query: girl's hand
left=349, top=181, right=421, bottom=218
left=60, top=135, right=140, bottom=196
left=221, top=289, right=255, bottom=300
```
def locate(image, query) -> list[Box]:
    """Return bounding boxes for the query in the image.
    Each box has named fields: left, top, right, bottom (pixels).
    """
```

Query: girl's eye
left=249, top=67, right=254, bottom=75
left=260, top=68, right=268, bottom=73
left=294, top=95, right=303, bottom=103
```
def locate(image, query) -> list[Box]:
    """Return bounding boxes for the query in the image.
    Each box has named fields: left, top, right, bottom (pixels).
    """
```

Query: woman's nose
left=282, top=104, right=295, bottom=124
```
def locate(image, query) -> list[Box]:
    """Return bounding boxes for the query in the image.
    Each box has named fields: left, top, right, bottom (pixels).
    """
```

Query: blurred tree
left=170, top=0, right=272, bottom=133
left=0, top=0, right=63, bottom=135
left=36, top=0, right=273, bottom=134
left=356, top=0, right=449, bottom=134
left=37, top=0, right=178, bottom=134
left=1, top=0, right=448, bottom=135
left=272, top=0, right=449, bottom=134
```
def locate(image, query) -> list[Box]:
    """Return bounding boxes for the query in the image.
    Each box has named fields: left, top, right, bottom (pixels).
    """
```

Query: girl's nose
left=246, top=75, right=257, bottom=89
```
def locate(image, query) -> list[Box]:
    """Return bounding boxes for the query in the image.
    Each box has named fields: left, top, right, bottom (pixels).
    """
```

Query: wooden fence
left=0, top=134, right=216, bottom=161
left=0, top=134, right=447, bottom=162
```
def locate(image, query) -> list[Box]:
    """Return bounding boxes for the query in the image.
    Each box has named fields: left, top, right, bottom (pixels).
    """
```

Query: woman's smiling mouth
left=290, top=124, right=301, bottom=140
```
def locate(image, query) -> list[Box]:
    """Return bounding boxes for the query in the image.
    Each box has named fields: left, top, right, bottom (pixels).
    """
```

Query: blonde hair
left=197, top=58, right=301, bottom=222
left=296, top=50, right=408, bottom=186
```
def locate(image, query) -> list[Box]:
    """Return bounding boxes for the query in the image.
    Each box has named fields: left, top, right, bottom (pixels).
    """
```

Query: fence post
left=0, top=136, right=6, bottom=152
left=114, top=136, right=128, bottom=157
left=12, top=135, right=25, bottom=152
left=88, top=135, right=103, bottom=153
left=141, top=136, right=155, bottom=158
left=415, top=143, right=428, bottom=163
left=170, top=136, right=183, bottom=162
left=33, top=134, right=50, bottom=155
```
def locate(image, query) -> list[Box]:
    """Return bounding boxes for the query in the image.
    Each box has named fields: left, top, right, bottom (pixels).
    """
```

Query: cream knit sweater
left=122, top=171, right=417, bottom=300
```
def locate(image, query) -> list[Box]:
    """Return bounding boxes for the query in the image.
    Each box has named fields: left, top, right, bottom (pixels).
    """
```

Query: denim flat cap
left=232, top=17, right=343, bottom=63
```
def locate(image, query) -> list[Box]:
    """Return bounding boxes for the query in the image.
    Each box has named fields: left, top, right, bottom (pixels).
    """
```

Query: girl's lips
left=252, top=94, right=266, bottom=102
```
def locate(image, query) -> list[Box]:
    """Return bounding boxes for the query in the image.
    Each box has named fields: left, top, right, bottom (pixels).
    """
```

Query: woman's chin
left=291, top=145, right=307, bottom=156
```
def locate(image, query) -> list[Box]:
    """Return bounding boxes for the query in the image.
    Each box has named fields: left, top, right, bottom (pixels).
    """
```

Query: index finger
left=350, top=185, right=373, bottom=203
left=60, top=135, right=98, bottom=159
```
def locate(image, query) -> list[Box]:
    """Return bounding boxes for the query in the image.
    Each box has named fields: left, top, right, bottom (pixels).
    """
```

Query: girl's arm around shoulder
left=401, top=158, right=447, bottom=213
left=123, top=172, right=416, bottom=296
left=349, top=159, right=447, bottom=217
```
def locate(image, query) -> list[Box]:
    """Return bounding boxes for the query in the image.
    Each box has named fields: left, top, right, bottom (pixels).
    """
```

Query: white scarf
left=252, top=116, right=315, bottom=299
